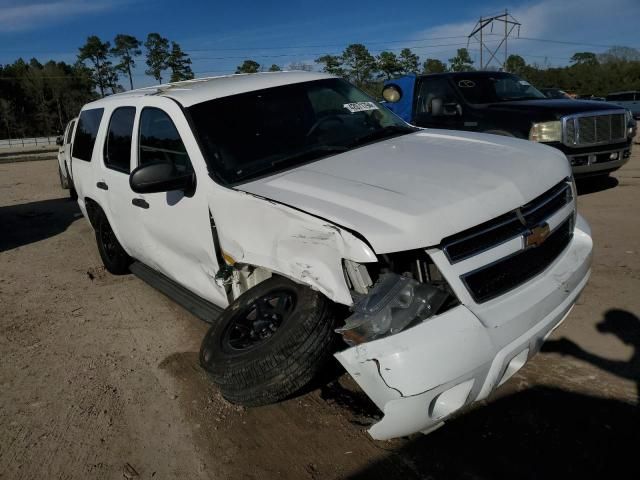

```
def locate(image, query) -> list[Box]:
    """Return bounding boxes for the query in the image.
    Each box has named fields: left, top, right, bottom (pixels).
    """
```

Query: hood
left=488, top=99, right=624, bottom=119
left=238, top=130, right=571, bottom=254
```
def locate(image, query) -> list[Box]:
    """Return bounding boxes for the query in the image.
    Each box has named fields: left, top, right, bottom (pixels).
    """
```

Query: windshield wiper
left=233, top=145, right=348, bottom=182
left=348, top=125, right=415, bottom=149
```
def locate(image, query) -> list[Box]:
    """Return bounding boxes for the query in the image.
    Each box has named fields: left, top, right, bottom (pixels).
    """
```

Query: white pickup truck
left=70, top=71, right=592, bottom=440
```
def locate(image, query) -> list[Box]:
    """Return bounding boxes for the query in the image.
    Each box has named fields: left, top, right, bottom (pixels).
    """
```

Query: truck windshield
left=455, top=73, right=547, bottom=104
left=188, top=78, right=415, bottom=185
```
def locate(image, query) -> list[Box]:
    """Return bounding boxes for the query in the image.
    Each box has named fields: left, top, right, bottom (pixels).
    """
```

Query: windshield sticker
left=519, top=80, right=531, bottom=86
left=343, top=102, right=379, bottom=113
left=458, top=80, right=475, bottom=88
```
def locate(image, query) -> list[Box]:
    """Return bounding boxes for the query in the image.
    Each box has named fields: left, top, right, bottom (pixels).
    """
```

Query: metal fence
left=0, top=136, right=58, bottom=149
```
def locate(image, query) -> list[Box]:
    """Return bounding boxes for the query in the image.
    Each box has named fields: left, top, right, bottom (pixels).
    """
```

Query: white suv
left=71, top=72, right=592, bottom=440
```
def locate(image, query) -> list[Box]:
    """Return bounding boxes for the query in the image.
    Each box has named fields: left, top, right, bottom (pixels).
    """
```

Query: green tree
left=505, top=54, right=527, bottom=75
left=111, top=34, right=142, bottom=90
left=398, top=48, right=419, bottom=73
left=376, top=51, right=401, bottom=79
left=448, top=48, right=474, bottom=72
left=167, top=42, right=194, bottom=82
left=570, top=52, right=598, bottom=66
left=77, top=35, right=113, bottom=96
left=268, top=64, right=281, bottom=72
left=423, top=58, right=447, bottom=74
left=315, top=55, right=345, bottom=76
left=144, top=33, right=170, bottom=83
left=341, top=43, right=377, bottom=87
left=235, top=60, right=261, bottom=73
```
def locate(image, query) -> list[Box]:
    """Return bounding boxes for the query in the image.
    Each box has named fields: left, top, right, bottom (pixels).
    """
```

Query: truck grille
left=442, top=179, right=572, bottom=263
left=563, top=112, right=626, bottom=147
left=461, top=217, right=573, bottom=303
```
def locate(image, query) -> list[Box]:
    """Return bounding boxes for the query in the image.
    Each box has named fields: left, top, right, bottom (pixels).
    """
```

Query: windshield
left=455, top=73, right=547, bottom=104
left=188, top=78, right=414, bottom=185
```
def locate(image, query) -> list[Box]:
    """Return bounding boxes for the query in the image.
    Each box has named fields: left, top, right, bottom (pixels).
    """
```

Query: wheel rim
left=99, top=220, right=120, bottom=261
left=223, top=289, right=296, bottom=351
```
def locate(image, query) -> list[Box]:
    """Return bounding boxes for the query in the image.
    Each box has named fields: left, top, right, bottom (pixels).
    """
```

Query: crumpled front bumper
left=335, top=215, right=592, bottom=440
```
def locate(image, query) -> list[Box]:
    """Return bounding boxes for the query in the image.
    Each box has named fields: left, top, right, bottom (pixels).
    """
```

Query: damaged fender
left=207, top=187, right=376, bottom=305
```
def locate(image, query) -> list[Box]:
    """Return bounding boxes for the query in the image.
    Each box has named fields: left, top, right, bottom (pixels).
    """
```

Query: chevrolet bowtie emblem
left=524, top=223, right=551, bottom=248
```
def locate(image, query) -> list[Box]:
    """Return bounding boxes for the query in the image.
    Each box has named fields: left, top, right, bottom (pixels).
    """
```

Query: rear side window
left=415, top=77, right=459, bottom=115
left=138, top=107, right=192, bottom=173
left=72, top=109, right=104, bottom=161
left=104, top=107, right=136, bottom=173
left=64, top=120, right=76, bottom=144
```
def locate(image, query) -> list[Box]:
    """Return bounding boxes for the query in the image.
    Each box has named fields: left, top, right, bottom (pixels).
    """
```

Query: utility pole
left=467, top=9, right=521, bottom=70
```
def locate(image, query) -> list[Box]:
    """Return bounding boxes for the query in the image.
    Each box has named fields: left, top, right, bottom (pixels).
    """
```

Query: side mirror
left=130, top=161, right=196, bottom=197
left=382, top=85, right=402, bottom=103
left=56, top=136, right=63, bottom=146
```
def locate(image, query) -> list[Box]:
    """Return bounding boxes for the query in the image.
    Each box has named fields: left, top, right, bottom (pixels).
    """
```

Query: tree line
left=0, top=33, right=194, bottom=139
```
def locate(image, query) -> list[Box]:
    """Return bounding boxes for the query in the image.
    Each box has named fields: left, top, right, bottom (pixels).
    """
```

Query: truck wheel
left=58, top=165, right=69, bottom=189
left=95, top=209, right=131, bottom=275
left=200, top=276, right=336, bottom=407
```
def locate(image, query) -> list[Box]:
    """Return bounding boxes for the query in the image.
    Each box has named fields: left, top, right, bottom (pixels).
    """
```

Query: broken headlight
left=336, top=273, right=449, bottom=346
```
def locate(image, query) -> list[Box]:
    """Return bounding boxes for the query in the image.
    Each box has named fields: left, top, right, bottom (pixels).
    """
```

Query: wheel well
left=84, top=197, right=102, bottom=228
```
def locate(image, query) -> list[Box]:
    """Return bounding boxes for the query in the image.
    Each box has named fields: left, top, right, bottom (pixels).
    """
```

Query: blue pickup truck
left=382, top=71, right=635, bottom=177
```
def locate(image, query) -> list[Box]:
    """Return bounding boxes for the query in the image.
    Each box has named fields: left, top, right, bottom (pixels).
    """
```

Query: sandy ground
left=1, top=152, right=639, bottom=480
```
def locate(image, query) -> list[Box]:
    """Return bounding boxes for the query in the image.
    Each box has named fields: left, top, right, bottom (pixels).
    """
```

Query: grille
left=462, top=217, right=573, bottom=303
left=563, top=112, right=626, bottom=147
left=442, top=179, right=572, bottom=263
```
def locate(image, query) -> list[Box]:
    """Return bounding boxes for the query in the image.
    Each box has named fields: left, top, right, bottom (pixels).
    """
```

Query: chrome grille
left=563, top=111, right=627, bottom=147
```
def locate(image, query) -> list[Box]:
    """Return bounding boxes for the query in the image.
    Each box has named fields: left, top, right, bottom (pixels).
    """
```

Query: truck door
left=63, top=119, right=76, bottom=174
left=71, top=108, right=104, bottom=211
left=129, top=97, right=227, bottom=307
left=413, top=76, right=465, bottom=131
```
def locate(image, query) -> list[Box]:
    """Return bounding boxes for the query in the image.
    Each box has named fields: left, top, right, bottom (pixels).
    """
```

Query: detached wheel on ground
left=94, top=209, right=131, bottom=275
left=200, top=276, right=336, bottom=407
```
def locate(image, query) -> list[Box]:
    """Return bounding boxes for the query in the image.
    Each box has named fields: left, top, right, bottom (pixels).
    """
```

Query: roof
left=84, top=71, right=336, bottom=109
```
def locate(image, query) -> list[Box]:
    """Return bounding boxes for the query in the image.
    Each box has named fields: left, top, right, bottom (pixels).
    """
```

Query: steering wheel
left=306, top=115, right=345, bottom=137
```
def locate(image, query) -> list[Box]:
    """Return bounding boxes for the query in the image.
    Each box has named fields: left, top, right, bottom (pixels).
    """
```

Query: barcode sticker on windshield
left=343, top=102, right=379, bottom=113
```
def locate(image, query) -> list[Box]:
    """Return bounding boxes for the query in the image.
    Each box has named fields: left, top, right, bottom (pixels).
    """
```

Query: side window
left=415, top=78, right=459, bottom=115
left=138, top=108, right=192, bottom=173
left=72, top=108, right=104, bottom=161
left=65, top=120, right=76, bottom=145
left=104, top=107, right=136, bottom=173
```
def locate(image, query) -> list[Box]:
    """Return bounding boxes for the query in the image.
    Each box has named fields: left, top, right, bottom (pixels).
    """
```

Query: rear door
left=96, top=104, right=146, bottom=260
left=63, top=118, right=76, bottom=175
left=129, top=96, right=227, bottom=306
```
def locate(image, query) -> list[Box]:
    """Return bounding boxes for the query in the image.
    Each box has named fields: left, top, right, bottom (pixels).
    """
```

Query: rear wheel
left=94, top=209, right=131, bottom=275
left=58, top=165, right=69, bottom=189
left=200, top=276, right=336, bottom=406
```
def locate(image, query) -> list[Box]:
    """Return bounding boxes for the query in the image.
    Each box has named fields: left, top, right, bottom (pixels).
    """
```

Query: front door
left=129, top=97, right=227, bottom=307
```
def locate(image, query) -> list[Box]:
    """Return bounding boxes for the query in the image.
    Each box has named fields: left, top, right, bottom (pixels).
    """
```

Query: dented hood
left=238, top=130, right=570, bottom=254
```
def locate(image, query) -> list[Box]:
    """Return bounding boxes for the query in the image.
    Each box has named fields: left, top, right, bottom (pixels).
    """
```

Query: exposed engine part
left=343, top=259, right=373, bottom=294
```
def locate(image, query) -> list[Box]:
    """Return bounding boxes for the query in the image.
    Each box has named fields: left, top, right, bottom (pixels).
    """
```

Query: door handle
left=96, top=181, right=108, bottom=190
left=132, top=198, right=149, bottom=209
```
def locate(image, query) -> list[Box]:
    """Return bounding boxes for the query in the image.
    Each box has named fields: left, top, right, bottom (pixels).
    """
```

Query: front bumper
left=569, top=147, right=631, bottom=176
left=335, top=215, right=592, bottom=440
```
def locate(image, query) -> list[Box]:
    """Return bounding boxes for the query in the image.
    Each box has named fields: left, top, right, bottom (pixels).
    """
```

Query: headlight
left=382, top=85, right=402, bottom=103
left=529, top=121, right=562, bottom=142
left=336, top=273, right=449, bottom=346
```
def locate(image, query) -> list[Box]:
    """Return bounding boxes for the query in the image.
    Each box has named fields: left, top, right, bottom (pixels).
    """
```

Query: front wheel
left=200, top=276, right=336, bottom=406
left=94, top=210, right=131, bottom=275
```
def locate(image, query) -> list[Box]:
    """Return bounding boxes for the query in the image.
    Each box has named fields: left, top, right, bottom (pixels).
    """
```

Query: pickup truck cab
left=606, top=91, right=640, bottom=120
left=71, top=72, right=592, bottom=440
left=56, top=117, right=77, bottom=197
left=383, top=72, right=635, bottom=177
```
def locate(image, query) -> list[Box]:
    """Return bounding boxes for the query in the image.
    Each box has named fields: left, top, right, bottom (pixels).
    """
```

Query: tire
left=200, top=276, right=336, bottom=407
left=58, top=165, right=69, bottom=189
left=94, top=209, right=131, bottom=275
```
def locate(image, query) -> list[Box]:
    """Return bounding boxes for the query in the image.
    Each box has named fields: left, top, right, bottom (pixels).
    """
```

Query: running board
left=130, top=261, right=223, bottom=324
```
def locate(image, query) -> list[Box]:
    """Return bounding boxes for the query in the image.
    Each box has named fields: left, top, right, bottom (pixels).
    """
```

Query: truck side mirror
left=56, top=136, right=63, bottom=146
left=130, top=161, right=196, bottom=197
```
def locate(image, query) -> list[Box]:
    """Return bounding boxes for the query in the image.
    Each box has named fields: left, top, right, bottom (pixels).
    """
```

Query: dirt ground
left=1, top=151, right=639, bottom=480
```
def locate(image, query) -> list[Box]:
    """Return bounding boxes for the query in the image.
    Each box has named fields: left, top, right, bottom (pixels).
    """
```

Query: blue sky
left=1, top=0, right=639, bottom=88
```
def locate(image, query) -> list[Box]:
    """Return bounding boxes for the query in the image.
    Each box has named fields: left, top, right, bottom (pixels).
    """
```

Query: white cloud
left=410, top=0, right=640, bottom=67
left=0, top=0, right=118, bottom=31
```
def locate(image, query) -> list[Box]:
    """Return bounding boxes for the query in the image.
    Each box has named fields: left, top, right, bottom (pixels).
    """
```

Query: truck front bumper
left=569, top=147, right=631, bottom=177
left=335, top=216, right=592, bottom=440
